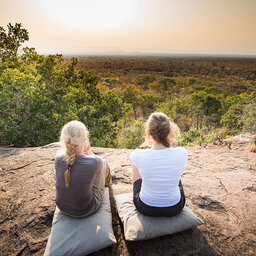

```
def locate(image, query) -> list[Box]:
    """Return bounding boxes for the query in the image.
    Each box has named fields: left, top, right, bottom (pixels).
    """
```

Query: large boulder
left=0, top=143, right=255, bottom=256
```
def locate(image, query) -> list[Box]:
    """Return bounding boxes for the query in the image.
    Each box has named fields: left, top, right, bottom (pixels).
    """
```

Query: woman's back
left=55, top=152, right=102, bottom=216
left=131, top=147, right=188, bottom=207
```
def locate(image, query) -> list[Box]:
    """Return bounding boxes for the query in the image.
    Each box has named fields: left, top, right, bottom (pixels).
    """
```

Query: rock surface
left=0, top=143, right=255, bottom=256
left=212, top=133, right=255, bottom=151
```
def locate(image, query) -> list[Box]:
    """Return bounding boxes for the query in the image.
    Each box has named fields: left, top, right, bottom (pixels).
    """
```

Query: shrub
left=221, top=104, right=243, bottom=135
left=179, top=128, right=204, bottom=146
left=135, top=74, right=156, bottom=89
left=241, top=103, right=256, bottom=134
left=202, top=128, right=226, bottom=144
left=0, top=55, right=127, bottom=147
left=248, top=136, right=256, bottom=153
left=103, top=77, right=122, bottom=89
left=117, top=118, right=145, bottom=149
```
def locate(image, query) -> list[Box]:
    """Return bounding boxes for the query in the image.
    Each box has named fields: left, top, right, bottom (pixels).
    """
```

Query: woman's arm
left=132, top=164, right=142, bottom=183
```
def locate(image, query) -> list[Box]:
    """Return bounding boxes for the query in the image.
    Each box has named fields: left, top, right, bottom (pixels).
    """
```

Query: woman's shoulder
left=134, top=148, right=148, bottom=153
left=78, top=155, right=102, bottom=173
left=77, top=154, right=102, bottom=163
left=172, top=146, right=187, bottom=153
left=93, top=155, right=103, bottom=166
left=171, top=147, right=188, bottom=161
left=131, top=148, right=149, bottom=157
left=130, top=148, right=149, bottom=165
left=55, top=149, right=65, bottom=161
left=171, top=146, right=187, bottom=153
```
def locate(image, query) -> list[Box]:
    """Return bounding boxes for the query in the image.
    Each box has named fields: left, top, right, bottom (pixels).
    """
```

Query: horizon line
left=60, top=52, right=256, bottom=58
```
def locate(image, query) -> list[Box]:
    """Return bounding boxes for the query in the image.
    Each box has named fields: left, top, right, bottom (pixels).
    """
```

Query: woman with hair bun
left=130, top=112, right=188, bottom=217
left=55, top=120, right=111, bottom=218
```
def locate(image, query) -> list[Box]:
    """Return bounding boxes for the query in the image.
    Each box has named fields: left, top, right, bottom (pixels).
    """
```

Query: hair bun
left=146, top=112, right=180, bottom=147
left=158, top=121, right=170, bottom=132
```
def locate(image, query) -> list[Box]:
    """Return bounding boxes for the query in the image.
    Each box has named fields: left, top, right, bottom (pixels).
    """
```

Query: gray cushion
left=115, top=192, right=204, bottom=241
left=44, top=188, right=116, bottom=256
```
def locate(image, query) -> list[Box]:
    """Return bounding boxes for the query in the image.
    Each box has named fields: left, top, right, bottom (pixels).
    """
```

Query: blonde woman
left=130, top=112, right=188, bottom=217
left=55, top=120, right=111, bottom=218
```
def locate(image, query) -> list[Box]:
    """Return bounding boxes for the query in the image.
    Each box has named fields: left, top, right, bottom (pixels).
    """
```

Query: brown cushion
left=115, top=192, right=204, bottom=241
left=44, top=188, right=116, bottom=256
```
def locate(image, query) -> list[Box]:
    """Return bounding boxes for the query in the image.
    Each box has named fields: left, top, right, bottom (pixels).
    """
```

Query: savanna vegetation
left=0, top=23, right=127, bottom=147
left=1, top=23, right=256, bottom=148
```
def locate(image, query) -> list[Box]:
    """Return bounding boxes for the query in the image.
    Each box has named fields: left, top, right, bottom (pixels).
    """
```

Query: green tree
left=139, top=90, right=159, bottom=116
left=157, top=77, right=176, bottom=91
left=221, top=104, right=243, bottom=135
left=0, top=23, right=29, bottom=59
left=191, top=91, right=222, bottom=116
left=156, top=96, right=192, bottom=131
left=122, top=84, right=142, bottom=118
left=220, top=92, right=256, bottom=135
left=240, top=103, right=256, bottom=134
left=156, top=97, right=190, bottom=122
left=135, top=74, right=156, bottom=90
left=222, top=93, right=254, bottom=112
left=117, top=117, right=145, bottom=149
left=0, top=49, right=127, bottom=147
left=148, top=77, right=176, bottom=100
left=21, top=47, right=41, bottom=64
left=191, top=91, right=222, bottom=128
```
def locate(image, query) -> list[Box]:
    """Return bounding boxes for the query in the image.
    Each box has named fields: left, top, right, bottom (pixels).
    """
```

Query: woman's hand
left=83, top=141, right=94, bottom=155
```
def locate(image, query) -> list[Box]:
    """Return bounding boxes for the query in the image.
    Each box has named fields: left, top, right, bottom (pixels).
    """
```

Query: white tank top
left=130, top=147, right=188, bottom=207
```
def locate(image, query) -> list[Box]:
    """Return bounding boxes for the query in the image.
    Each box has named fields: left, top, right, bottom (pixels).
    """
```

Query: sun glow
left=42, top=0, right=138, bottom=30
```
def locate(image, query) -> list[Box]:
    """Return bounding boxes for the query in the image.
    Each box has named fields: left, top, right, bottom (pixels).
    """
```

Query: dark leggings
left=133, top=179, right=185, bottom=217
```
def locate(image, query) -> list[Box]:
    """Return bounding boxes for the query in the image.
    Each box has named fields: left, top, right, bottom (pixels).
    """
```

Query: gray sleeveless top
left=55, top=152, right=102, bottom=216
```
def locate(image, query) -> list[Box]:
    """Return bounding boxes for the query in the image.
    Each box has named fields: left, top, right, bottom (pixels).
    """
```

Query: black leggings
left=133, top=179, right=185, bottom=217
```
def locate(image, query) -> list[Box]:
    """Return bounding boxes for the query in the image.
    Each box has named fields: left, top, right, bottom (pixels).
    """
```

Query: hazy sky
left=1, top=0, right=256, bottom=55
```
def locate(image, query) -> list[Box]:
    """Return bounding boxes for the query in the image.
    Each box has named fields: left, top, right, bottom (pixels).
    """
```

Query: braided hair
left=65, top=139, right=78, bottom=166
left=60, top=120, right=89, bottom=187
